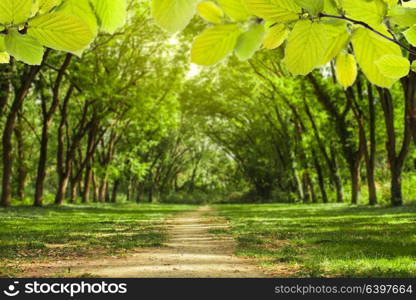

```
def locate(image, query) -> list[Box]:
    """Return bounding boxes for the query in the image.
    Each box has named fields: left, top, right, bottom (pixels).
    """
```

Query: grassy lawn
left=215, top=203, right=416, bottom=278
left=0, top=203, right=193, bottom=277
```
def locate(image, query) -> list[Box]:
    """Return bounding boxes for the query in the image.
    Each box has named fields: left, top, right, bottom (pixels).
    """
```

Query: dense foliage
left=0, top=0, right=415, bottom=210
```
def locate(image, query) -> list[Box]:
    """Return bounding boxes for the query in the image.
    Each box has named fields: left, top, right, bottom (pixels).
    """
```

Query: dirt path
left=25, top=206, right=268, bottom=278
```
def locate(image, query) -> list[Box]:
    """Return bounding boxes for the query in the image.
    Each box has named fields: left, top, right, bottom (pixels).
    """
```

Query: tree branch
left=318, top=13, right=416, bottom=56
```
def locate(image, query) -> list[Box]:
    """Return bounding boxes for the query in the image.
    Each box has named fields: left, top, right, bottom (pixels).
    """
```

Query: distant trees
left=1, top=0, right=416, bottom=208
left=153, top=0, right=416, bottom=206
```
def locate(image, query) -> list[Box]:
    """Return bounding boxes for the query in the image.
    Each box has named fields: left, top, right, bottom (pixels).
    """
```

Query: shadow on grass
left=216, top=203, right=416, bottom=277
left=0, top=203, right=193, bottom=276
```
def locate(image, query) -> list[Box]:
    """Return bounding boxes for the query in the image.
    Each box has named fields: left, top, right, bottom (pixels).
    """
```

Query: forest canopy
left=152, top=0, right=416, bottom=88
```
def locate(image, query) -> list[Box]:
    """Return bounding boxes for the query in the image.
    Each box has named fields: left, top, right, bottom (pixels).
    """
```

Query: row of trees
left=181, top=49, right=416, bottom=206
left=1, top=0, right=416, bottom=208
left=152, top=0, right=416, bottom=207
left=0, top=3, right=233, bottom=207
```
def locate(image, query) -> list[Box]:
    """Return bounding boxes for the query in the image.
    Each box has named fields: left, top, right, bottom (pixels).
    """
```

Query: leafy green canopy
left=152, top=0, right=416, bottom=88
left=0, top=0, right=126, bottom=65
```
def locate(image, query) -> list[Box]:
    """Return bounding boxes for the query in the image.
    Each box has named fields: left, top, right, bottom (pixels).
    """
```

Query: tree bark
left=55, top=175, right=70, bottom=205
left=378, top=88, right=411, bottom=206
left=367, top=83, right=378, bottom=205
left=14, top=114, right=27, bottom=201
left=34, top=54, right=72, bottom=207
left=312, top=150, right=328, bottom=203
left=70, top=179, right=78, bottom=203
left=111, top=179, right=120, bottom=203
left=1, top=60, right=47, bottom=207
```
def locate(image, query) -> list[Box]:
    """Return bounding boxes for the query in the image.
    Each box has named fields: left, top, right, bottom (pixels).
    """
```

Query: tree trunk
left=98, top=178, right=108, bottom=203
left=111, top=179, right=120, bottom=203
left=82, top=164, right=92, bottom=203
left=1, top=63, right=46, bottom=207
left=312, top=151, right=328, bottom=203
left=378, top=88, right=411, bottom=206
left=34, top=54, right=73, bottom=207
left=14, top=115, right=27, bottom=201
left=350, top=162, right=361, bottom=205
left=0, top=64, right=11, bottom=118
left=367, top=83, right=378, bottom=205
left=330, top=146, right=345, bottom=203
left=391, top=166, right=403, bottom=207
left=301, top=172, right=311, bottom=203
left=92, top=174, right=99, bottom=202
left=148, top=186, right=153, bottom=203
left=70, top=179, right=78, bottom=203
left=34, top=121, right=50, bottom=206
left=55, top=174, right=70, bottom=205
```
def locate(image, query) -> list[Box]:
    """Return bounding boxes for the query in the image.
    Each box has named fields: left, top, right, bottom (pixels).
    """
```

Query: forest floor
left=215, top=203, right=416, bottom=277
left=3, top=202, right=416, bottom=278
left=0, top=203, right=193, bottom=277
left=1, top=205, right=267, bottom=278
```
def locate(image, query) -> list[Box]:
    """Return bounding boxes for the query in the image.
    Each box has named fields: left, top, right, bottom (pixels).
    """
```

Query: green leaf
left=351, top=27, right=401, bottom=88
left=341, top=0, right=386, bottom=26
left=323, top=0, right=339, bottom=14
left=217, top=0, right=250, bottom=21
left=27, top=12, right=94, bottom=52
left=404, top=26, right=416, bottom=47
left=319, top=21, right=349, bottom=65
left=90, top=0, right=126, bottom=34
left=411, top=60, right=416, bottom=73
left=0, top=36, right=5, bottom=51
left=37, top=0, right=61, bottom=14
left=375, top=54, right=410, bottom=79
left=0, top=52, right=10, bottom=64
left=0, top=35, right=9, bottom=63
left=0, top=0, right=33, bottom=25
left=295, top=0, right=324, bottom=15
left=283, top=20, right=328, bottom=75
left=244, top=0, right=300, bottom=22
left=263, top=23, right=289, bottom=49
left=335, top=53, right=357, bottom=88
left=191, top=24, right=241, bottom=65
left=152, top=0, right=196, bottom=33
left=235, top=24, right=265, bottom=60
left=5, top=29, right=44, bottom=65
left=197, top=1, right=224, bottom=24
left=59, top=0, right=98, bottom=37
left=388, top=6, right=416, bottom=27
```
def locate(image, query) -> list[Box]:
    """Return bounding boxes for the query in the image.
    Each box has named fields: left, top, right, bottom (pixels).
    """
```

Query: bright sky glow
left=186, top=63, right=201, bottom=79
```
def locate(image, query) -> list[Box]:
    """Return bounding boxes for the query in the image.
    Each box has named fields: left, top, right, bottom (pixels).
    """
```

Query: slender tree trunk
left=301, top=173, right=311, bottom=203
left=350, top=162, right=361, bottom=205
left=14, top=116, right=27, bottom=201
left=391, top=166, right=403, bottom=207
left=105, top=181, right=110, bottom=203
left=378, top=88, right=411, bottom=206
left=55, top=174, right=70, bottom=205
left=98, top=177, right=108, bottom=203
left=367, top=83, right=378, bottom=205
left=92, top=174, right=99, bottom=202
left=111, top=179, right=120, bottom=203
left=148, top=186, right=153, bottom=203
left=34, top=122, right=50, bottom=206
left=70, top=176, right=78, bottom=203
left=82, top=164, right=92, bottom=203
left=330, top=146, right=345, bottom=203
left=312, top=150, right=328, bottom=203
left=1, top=63, right=46, bottom=207
left=0, top=64, right=11, bottom=118
left=34, top=55, right=72, bottom=207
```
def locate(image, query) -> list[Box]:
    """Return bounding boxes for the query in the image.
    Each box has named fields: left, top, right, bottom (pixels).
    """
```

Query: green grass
left=215, top=203, right=416, bottom=278
left=0, top=203, right=193, bottom=277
